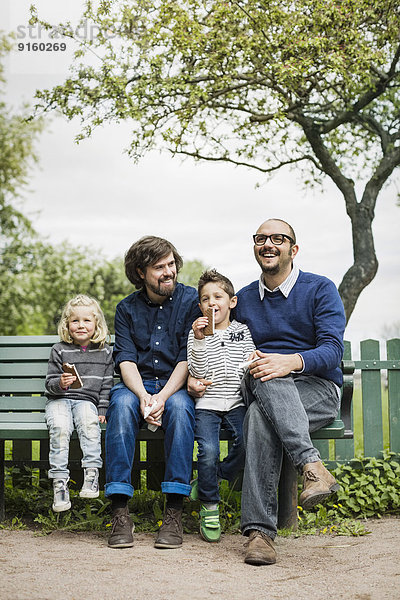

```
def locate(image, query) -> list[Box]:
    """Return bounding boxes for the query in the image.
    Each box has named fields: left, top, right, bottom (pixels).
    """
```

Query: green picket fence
left=315, top=338, right=400, bottom=463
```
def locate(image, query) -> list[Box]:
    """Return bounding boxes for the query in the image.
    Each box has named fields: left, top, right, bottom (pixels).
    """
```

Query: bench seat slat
left=0, top=413, right=46, bottom=423
left=311, top=419, right=345, bottom=439
left=0, top=425, right=165, bottom=441
left=0, top=422, right=49, bottom=439
left=0, top=415, right=345, bottom=437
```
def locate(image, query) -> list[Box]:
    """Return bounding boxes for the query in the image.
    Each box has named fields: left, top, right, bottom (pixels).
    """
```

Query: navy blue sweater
left=235, top=271, right=346, bottom=387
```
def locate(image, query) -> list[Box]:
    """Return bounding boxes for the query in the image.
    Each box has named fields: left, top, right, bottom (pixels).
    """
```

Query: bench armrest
left=341, top=359, right=355, bottom=437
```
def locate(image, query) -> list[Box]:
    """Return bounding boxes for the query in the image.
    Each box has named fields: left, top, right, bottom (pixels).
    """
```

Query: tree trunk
left=338, top=202, right=378, bottom=322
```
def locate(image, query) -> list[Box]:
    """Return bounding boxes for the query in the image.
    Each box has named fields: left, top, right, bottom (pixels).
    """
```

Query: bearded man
left=105, top=236, right=200, bottom=550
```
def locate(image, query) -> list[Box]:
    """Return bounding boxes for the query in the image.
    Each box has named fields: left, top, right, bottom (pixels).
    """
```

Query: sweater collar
left=259, top=263, right=300, bottom=300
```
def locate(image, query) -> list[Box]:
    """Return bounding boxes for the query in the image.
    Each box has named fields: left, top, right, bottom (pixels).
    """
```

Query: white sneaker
left=52, top=479, right=71, bottom=512
left=80, top=468, right=100, bottom=498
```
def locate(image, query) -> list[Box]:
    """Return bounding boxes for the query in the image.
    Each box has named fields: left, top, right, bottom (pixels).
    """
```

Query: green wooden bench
left=0, top=335, right=354, bottom=525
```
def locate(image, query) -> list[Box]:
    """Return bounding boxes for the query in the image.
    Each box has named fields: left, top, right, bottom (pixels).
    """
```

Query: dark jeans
left=195, top=406, right=246, bottom=503
left=105, top=381, right=195, bottom=498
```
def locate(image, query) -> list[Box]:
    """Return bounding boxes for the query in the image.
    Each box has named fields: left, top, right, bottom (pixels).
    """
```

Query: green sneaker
left=200, top=505, right=221, bottom=543
left=189, top=478, right=198, bottom=501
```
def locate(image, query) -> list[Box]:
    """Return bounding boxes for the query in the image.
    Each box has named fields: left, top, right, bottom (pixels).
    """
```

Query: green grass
left=4, top=454, right=399, bottom=536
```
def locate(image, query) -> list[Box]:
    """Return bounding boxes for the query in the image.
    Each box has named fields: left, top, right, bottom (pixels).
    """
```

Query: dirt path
left=1, top=517, right=399, bottom=600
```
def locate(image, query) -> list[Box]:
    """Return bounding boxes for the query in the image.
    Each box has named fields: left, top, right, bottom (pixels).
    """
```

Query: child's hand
left=60, top=372, right=76, bottom=390
left=187, top=374, right=213, bottom=397
left=192, top=317, right=209, bottom=340
left=237, top=351, right=260, bottom=371
left=99, top=415, right=106, bottom=424
left=246, top=351, right=259, bottom=363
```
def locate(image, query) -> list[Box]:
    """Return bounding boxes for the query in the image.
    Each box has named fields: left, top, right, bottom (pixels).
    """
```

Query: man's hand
left=139, top=391, right=153, bottom=418
left=249, top=350, right=303, bottom=382
left=187, top=374, right=213, bottom=398
left=143, top=393, right=165, bottom=427
left=148, top=393, right=166, bottom=425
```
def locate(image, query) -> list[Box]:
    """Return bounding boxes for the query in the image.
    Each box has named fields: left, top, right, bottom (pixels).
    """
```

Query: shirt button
left=159, top=306, right=163, bottom=310
left=156, top=342, right=159, bottom=345
left=155, top=377, right=159, bottom=380
left=155, top=359, right=159, bottom=364
left=157, top=326, right=161, bottom=330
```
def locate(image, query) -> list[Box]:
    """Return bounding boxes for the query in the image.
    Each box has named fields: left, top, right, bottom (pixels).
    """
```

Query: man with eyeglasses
left=236, top=218, right=346, bottom=565
left=188, top=217, right=345, bottom=564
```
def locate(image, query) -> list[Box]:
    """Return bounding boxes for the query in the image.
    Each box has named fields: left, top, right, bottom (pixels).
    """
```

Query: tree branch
left=171, top=149, right=322, bottom=173
left=355, top=113, right=391, bottom=152
left=294, top=113, right=357, bottom=212
left=361, top=145, right=400, bottom=212
left=319, top=43, right=400, bottom=134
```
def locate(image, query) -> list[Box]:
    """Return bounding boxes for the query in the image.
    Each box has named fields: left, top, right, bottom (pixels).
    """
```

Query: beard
left=261, top=262, right=280, bottom=275
left=146, top=275, right=177, bottom=297
left=256, top=248, right=292, bottom=276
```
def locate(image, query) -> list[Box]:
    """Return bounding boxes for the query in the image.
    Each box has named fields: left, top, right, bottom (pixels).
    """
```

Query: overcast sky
left=2, top=1, right=400, bottom=352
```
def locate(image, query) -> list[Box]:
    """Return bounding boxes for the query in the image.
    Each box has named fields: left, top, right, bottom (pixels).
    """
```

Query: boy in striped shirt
left=187, top=269, right=255, bottom=542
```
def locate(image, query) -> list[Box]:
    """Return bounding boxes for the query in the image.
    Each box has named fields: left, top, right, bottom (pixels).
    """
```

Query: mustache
left=259, top=248, right=280, bottom=256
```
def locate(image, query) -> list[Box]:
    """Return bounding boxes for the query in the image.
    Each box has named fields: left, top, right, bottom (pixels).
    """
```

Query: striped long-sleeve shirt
left=187, top=320, right=255, bottom=412
left=45, top=341, right=114, bottom=416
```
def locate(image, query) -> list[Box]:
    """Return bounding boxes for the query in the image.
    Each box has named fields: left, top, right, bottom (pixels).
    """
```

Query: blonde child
left=45, top=294, right=114, bottom=512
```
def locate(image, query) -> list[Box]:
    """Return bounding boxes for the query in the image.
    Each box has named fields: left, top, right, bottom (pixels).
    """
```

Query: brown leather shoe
left=108, top=506, right=134, bottom=548
left=299, top=461, right=340, bottom=510
left=244, top=530, right=276, bottom=565
left=154, top=507, right=183, bottom=549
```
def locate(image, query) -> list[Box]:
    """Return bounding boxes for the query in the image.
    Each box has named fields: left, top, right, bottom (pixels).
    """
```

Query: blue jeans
left=105, top=381, right=195, bottom=498
left=240, top=373, right=340, bottom=539
left=195, top=406, right=246, bottom=503
left=45, top=399, right=102, bottom=479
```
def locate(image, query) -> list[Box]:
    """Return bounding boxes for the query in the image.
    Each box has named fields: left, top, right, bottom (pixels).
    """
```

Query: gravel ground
left=1, top=517, right=399, bottom=600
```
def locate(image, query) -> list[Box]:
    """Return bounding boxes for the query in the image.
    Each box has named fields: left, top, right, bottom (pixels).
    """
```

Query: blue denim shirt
left=113, top=282, right=201, bottom=382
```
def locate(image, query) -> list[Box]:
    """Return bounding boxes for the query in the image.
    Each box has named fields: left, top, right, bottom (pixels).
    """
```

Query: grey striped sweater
left=187, top=320, right=255, bottom=411
left=45, top=342, right=114, bottom=416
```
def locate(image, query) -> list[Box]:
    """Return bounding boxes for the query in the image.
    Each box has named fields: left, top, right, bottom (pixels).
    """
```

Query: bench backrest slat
left=0, top=397, right=46, bottom=411
left=0, top=348, right=53, bottom=361
left=0, top=380, right=46, bottom=393
left=0, top=363, right=49, bottom=377
left=0, top=335, right=59, bottom=346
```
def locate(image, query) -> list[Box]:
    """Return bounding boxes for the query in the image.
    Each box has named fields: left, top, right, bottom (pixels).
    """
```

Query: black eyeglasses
left=253, top=233, right=295, bottom=246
